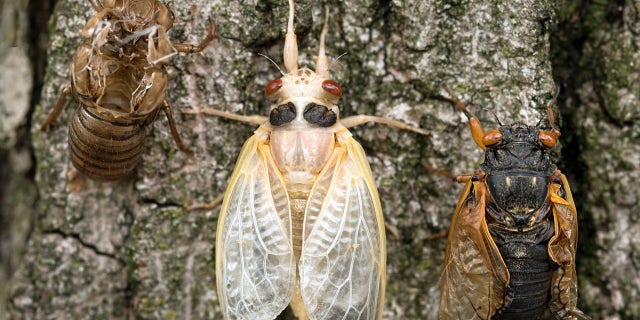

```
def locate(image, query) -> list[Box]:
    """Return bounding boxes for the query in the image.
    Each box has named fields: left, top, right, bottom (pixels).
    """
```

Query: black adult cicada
left=439, top=87, right=590, bottom=320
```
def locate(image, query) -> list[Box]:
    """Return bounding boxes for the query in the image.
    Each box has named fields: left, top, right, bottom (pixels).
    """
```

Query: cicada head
left=264, top=0, right=342, bottom=128
left=479, top=101, right=562, bottom=220
left=480, top=117, right=559, bottom=176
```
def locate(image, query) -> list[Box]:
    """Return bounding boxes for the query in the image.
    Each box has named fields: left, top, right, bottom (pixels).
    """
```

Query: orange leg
left=422, top=164, right=458, bottom=181
left=442, top=85, right=487, bottom=150
left=425, top=230, right=448, bottom=241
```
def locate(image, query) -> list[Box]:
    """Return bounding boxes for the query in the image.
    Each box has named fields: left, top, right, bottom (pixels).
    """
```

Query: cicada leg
left=181, top=107, right=268, bottom=126
left=186, top=194, right=224, bottom=211
left=172, top=21, right=216, bottom=54
left=422, top=164, right=458, bottom=181
left=340, top=114, right=428, bottom=135
left=88, top=0, right=104, bottom=11
left=181, top=106, right=267, bottom=212
left=41, top=84, right=72, bottom=131
left=162, top=101, right=192, bottom=155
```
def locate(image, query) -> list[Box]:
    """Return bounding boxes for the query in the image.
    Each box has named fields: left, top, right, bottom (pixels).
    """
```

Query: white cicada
left=185, top=1, right=427, bottom=319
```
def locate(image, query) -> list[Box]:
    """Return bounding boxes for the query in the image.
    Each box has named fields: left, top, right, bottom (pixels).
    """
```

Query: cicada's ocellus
left=438, top=88, right=590, bottom=320
left=183, top=1, right=427, bottom=319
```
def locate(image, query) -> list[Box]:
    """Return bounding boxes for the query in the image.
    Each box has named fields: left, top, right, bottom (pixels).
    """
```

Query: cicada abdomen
left=439, top=88, right=590, bottom=320
left=41, top=0, right=215, bottom=180
left=182, top=1, right=428, bottom=319
left=67, top=104, right=148, bottom=180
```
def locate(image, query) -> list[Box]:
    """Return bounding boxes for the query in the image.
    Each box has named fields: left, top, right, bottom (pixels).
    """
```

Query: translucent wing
left=439, top=179, right=510, bottom=320
left=215, top=133, right=296, bottom=320
left=299, top=135, right=386, bottom=320
left=548, top=173, right=590, bottom=319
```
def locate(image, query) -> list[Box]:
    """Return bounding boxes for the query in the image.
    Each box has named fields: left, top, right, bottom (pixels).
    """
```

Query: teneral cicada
left=41, top=0, right=215, bottom=180
left=182, top=1, right=427, bottom=319
left=439, top=88, right=590, bottom=320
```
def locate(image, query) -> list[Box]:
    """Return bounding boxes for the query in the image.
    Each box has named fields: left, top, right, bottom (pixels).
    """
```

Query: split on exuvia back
left=41, top=0, right=215, bottom=181
left=182, top=0, right=427, bottom=319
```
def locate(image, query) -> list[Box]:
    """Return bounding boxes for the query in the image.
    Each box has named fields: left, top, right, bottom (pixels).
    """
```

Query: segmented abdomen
left=68, top=105, right=147, bottom=180
left=493, top=235, right=553, bottom=319
left=288, top=190, right=309, bottom=263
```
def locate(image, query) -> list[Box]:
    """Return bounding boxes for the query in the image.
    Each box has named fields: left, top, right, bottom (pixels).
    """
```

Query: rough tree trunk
left=553, top=1, right=640, bottom=318
left=2, top=0, right=637, bottom=319
left=0, top=0, right=36, bottom=318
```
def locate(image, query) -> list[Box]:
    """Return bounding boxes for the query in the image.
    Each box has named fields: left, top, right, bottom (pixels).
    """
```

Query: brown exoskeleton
left=41, top=0, right=215, bottom=180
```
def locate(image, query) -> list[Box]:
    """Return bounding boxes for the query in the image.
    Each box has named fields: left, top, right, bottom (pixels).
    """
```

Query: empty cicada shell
left=41, top=0, right=215, bottom=180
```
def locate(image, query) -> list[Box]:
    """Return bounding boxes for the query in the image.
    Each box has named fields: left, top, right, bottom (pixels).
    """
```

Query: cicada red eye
left=265, top=78, right=283, bottom=96
left=322, top=79, right=342, bottom=97
left=482, top=129, right=502, bottom=146
left=539, top=130, right=558, bottom=148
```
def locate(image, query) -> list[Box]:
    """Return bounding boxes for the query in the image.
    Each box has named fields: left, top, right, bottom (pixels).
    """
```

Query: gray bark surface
left=553, top=1, right=640, bottom=318
left=2, top=0, right=637, bottom=319
left=0, top=0, right=36, bottom=318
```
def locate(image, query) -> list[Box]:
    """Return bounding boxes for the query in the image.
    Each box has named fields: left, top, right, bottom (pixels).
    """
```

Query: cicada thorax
left=480, top=123, right=562, bottom=319
left=211, top=2, right=395, bottom=319
left=268, top=111, right=341, bottom=270
left=481, top=123, right=557, bottom=226
left=265, top=37, right=344, bottom=264
left=66, top=43, right=167, bottom=180
left=42, top=0, right=215, bottom=181
left=441, top=87, right=588, bottom=319
left=269, top=123, right=337, bottom=261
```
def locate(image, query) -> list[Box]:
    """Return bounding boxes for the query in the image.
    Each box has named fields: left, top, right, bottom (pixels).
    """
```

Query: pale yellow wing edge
left=215, top=131, right=296, bottom=319
left=344, top=136, right=387, bottom=320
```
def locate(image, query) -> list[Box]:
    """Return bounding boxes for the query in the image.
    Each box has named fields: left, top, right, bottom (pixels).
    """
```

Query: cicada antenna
left=283, top=0, right=298, bottom=73
left=537, top=87, right=560, bottom=130
left=335, top=52, right=348, bottom=62
left=547, top=86, right=561, bottom=131
left=443, top=85, right=474, bottom=121
left=537, top=87, right=562, bottom=148
left=330, top=52, right=348, bottom=71
left=442, top=85, right=494, bottom=150
left=492, top=111, right=503, bottom=127
left=257, top=53, right=285, bottom=76
left=315, top=5, right=330, bottom=78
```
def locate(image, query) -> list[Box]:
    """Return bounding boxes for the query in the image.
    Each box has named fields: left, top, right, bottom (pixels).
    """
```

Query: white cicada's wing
left=300, top=135, right=386, bottom=320
left=215, top=133, right=296, bottom=320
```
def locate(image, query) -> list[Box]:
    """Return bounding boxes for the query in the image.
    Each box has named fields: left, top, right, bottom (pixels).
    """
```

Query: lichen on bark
left=552, top=1, right=640, bottom=318
left=4, top=0, right=638, bottom=319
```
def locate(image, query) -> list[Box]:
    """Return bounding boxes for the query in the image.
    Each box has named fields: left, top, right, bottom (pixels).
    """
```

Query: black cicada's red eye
left=321, top=79, right=342, bottom=97
left=482, top=129, right=502, bottom=147
left=265, top=78, right=283, bottom=96
left=539, top=130, right=558, bottom=148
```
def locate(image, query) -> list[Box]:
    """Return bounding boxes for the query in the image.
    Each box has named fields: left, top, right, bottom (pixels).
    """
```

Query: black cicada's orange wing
left=439, top=179, right=511, bottom=320
left=548, top=172, right=591, bottom=320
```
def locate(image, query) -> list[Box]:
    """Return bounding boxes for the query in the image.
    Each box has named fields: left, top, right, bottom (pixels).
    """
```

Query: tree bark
left=0, top=0, right=36, bottom=318
left=4, top=0, right=637, bottom=319
left=553, top=1, right=640, bottom=318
